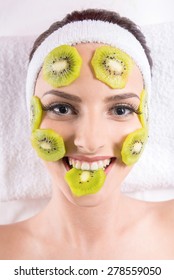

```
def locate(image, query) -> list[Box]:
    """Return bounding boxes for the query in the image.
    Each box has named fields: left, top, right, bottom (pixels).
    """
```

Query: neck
left=41, top=182, right=130, bottom=244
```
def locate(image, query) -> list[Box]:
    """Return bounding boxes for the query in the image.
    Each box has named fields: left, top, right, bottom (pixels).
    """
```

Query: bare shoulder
left=0, top=222, right=34, bottom=260
left=152, top=199, right=174, bottom=254
left=155, top=199, right=174, bottom=225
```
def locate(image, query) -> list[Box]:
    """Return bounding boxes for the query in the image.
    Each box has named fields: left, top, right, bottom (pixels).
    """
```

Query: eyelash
left=42, top=102, right=141, bottom=118
left=42, top=102, right=78, bottom=115
left=108, top=103, right=141, bottom=117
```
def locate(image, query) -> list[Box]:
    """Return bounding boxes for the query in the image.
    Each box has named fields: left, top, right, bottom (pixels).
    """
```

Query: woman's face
left=34, top=43, right=144, bottom=206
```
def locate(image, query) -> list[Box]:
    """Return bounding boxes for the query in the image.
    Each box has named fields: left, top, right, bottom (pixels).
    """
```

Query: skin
left=0, top=43, right=174, bottom=260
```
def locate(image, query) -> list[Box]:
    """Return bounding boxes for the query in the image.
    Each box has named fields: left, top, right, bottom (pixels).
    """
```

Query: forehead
left=36, top=43, right=144, bottom=97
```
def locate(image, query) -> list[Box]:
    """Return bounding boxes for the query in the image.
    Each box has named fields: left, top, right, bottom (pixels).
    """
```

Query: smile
left=63, top=157, right=116, bottom=173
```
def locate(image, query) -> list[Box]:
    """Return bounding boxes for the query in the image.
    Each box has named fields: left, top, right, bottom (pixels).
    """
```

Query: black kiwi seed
left=43, top=45, right=82, bottom=88
left=91, top=45, right=133, bottom=89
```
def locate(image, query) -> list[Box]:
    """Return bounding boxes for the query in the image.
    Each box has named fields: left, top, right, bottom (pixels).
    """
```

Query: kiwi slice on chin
left=65, top=168, right=106, bottom=197
left=30, top=96, right=42, bottom=132
left=31, top=129, right=66, bottom=161
left=138, top=89, right=149, bottom=128
left=43, top=45, right=82, bottom=88
left=121, top=128, right=148, bottom=166
left=91, top=45, right=133, bottom=89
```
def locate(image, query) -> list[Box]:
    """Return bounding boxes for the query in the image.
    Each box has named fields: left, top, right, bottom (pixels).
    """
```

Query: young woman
left=0, top=9, right=174, bottom=260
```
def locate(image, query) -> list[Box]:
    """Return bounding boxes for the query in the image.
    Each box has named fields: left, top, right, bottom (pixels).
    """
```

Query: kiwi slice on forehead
left=91, top=45, right=133, bottom=89
left=30, top=96, right=42, bottom=132
left=31, top=129, right=65, bottom=161
left=121, top=128, right=148, bottom=166
left=43, top=45, right=82, bottom=88
left=65, top=168, right=106, bottom=197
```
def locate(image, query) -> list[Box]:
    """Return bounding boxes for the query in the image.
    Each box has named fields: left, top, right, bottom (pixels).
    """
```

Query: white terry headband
left=26, top=20, right=151, bottom=110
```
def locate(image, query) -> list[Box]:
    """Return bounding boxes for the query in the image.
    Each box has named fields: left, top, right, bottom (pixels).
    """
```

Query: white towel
left=0, top=22, right=174, bottom=202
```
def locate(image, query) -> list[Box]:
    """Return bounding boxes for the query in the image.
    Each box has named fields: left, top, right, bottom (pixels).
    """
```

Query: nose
left=74, top=115, right=106, bottom=154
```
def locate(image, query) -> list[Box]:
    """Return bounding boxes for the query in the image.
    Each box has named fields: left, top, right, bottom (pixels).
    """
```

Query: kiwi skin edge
left=43, top=45, right=82, bottom=88
left=30, top=96, right=43, bottom=132
left=121, top=128, right=148, bottom=166
left=31, top=128, right=66, bottom=162
left=91, top=45, right=133, bottom=89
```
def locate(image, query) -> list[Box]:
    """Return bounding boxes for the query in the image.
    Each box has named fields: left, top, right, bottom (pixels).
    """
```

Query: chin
left=54, top=164, right=133, bottom=208
left=45, top=157, right=133, bottom=207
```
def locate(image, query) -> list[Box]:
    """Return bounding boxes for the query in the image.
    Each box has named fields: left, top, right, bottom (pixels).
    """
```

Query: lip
left=67, top=155, right=114, bottom=162
left=105, top=157, right=116, bottom=174
left=62, top=156, right=116, bottom=173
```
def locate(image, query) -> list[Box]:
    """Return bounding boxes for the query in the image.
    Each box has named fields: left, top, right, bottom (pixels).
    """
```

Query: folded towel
left=122, top=22, right=174, bottom=192
left=0, top=22, right=174, bottom=202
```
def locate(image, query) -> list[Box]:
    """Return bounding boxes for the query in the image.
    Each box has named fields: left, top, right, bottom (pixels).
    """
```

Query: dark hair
left=29, top=9, right=153, bottom=69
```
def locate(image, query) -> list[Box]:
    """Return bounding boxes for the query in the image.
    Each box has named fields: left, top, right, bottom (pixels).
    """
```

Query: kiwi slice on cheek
left=65, top=168, right=106, bottom=197
left=30, top=96, right=42, bottom=132
left=91, top=46, right=133, bottom=89
left=31, top=129, right=66, bottom=161
left=43, top=45, right=82, bottom=88
left=121, top=128, right=148, bottom=166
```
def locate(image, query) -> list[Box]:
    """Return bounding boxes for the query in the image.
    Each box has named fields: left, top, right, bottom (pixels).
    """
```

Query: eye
left=42, top=103, right=78, bottom=116
left=111, top=105, right=135, bottom=115
left=53, top=104, right=72, bottom=115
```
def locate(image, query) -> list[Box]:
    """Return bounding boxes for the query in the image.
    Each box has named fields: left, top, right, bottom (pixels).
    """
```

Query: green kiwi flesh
left=138, top=89, right=149, bottom=128
left=30, top=96, right=42, bottom=132
left=43, top=45, right=82, bottom=88
left=91, top=46, right=133, bottom=89
left=121, top=128, right=148, bottom=166
left=65, top=168, right=106, bottom=197
left=31, top=129, right=65, bottom=161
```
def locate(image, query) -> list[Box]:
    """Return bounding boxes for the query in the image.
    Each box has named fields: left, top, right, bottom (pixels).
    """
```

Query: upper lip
left=65, top=156, right=116, bottom=162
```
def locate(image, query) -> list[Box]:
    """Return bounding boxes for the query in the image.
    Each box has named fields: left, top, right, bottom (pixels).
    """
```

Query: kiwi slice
left=91, top=46, right=133, bottom=89
left=138, top=89, right=149, bottom=128
left=30, top=96, right=42, bottom=132
left=65, top=168, right=106, bottom=197
left=43, top=45, right=82, bottom=88
left=31, top=129, right=65, bottom=161
left=121, top=128, right=148, bottom=166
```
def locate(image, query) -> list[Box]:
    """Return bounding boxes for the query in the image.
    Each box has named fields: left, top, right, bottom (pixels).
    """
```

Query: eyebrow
left=43, top=90, right=140, bottom=102
left=104, top=93, right=140, bottom=102
left=43, top=90, right=82, bottom=102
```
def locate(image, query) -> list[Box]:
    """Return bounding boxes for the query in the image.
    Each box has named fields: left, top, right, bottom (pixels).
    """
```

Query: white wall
left=0, top=0, right=174, bottom=36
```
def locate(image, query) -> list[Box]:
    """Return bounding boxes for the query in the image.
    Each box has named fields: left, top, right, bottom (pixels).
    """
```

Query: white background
left=0, top=0, right=174, bottom=36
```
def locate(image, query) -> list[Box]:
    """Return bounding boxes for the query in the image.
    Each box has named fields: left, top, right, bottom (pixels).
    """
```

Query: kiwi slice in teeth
left=31, top=129, right=65, bottom=161
left=138, top=89, right=149, bottom=128
left=43, top=45, right=82, bottom=88
left=65, top=168, right=106, bottom=197
left=121, top=128, right=148, bottom=166
left=30, top=96, right=42, bottom=132
left=91, top=46, right=133, bottom=89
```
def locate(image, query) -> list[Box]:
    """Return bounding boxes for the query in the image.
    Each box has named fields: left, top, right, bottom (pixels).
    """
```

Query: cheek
left=40, top=115, right=72, bottom=138
left=39, top=115, right=76, bottom=154
left=113, top=117, right=142, bottom=150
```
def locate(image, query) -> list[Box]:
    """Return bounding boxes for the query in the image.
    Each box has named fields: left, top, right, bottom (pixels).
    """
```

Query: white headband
left=26, top=20, right=151, bottom=110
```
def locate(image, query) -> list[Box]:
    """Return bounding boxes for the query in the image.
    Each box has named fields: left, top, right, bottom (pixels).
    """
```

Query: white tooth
left=103, top=159, right=110, bottom=167
left=81, top=162, right=90, bottom=170
left=75, top=160, right=81, bottom=169
left=69, top=158, right=72, bottom=165
left=98, top=160, right=104, bottom=168
left=72, top=159, right=75, bottom=166
left=91, top=162, right=99, bottom=170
